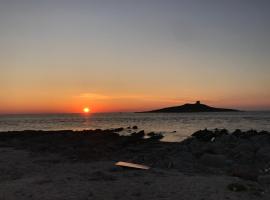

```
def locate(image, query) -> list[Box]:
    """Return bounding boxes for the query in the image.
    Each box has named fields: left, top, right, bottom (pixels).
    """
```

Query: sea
left=0, top=112, right=269, bottom=142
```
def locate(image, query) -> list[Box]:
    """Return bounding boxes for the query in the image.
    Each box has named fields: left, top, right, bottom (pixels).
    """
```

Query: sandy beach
left=1, top=128, right=270, bottom=199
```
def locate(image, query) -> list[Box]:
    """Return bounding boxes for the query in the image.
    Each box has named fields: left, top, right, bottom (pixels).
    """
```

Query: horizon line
left=2, top=110, right=270, bottom=115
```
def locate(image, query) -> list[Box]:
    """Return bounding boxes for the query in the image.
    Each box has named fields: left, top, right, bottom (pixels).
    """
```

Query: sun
left=83, top=107, right=90, bottom=113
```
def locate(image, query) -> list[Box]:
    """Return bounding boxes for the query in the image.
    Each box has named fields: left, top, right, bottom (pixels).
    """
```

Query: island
left=141, top=101, right=240, bottom=113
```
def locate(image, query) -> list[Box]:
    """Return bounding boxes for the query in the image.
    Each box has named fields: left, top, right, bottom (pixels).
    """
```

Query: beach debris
left=115, top=161, right=150, bottom=170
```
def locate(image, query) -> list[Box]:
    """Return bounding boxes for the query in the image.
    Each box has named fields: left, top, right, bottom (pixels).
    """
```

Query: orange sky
left=1, top=89, right=269, bottom=114
left=1, top=1, right=270, bottom=113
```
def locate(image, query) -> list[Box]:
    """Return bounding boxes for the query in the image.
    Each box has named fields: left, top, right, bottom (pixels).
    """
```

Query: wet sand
left=0, top=129, right=270, bottom=200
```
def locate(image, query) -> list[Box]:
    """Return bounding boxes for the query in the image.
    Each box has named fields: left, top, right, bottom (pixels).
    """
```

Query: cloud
left=74, top=92, right=194, bottom=104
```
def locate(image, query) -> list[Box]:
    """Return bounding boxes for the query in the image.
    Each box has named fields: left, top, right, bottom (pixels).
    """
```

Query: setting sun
left=83, top=107, right=90, bottom=113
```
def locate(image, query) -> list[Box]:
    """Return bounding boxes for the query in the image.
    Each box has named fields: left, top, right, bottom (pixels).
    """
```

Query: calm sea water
left=0, top=112, right=269, bottom=142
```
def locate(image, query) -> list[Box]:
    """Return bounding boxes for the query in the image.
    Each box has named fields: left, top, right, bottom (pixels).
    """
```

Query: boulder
left=131, top=130, right=145, bottom=138
left=192, top=129, right=215, bottom=142
left=189, top=139, right=205, bottom=157
left=230, top=166, right=259, bottom=181
left=199, top=153, right=228, bottom=168
left=112, top=127, right=124, bottom=132
left=147, top=132, right=164, bottom=141
left=251, top=134, right=270, bottom=149
left=232, top=129, right=243, bottom=138
left=192, top=129, right=229, bottom=142
left=230, top=143, right=256, bottom=164
left=201, top=143, right=226, bottom=155
left=258, top=175, right=270, bottom=185
left=227, top=183, right=247, bottom=192
left=256, top=147, right=270, bottom=162
left=233, top=143, right=255, bottom=153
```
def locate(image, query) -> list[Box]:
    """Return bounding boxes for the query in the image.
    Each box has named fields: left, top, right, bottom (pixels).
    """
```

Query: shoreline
left=1, top=128, right=270, bottom=199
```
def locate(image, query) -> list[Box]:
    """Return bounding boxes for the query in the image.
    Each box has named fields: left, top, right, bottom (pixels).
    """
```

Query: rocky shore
left=1, top=128, right=270, bottom=199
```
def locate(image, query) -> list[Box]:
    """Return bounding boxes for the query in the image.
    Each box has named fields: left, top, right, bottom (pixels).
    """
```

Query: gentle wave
left=0, top=112, right=270, bottom=142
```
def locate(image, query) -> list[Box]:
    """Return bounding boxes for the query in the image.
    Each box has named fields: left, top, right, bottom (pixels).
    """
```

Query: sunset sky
left=1, top=0, right=270, bottom=113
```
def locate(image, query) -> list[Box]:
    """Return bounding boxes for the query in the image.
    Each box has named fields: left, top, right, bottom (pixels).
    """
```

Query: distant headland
left=141, top=101, right=240, bottom=113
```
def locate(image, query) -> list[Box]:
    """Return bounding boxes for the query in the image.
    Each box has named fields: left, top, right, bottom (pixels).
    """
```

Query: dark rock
left=231, top=129, right=243, bottom=138
left=89, top=171, right=117, bottom=181
left=251, top=134, right=270, bottom=149
left=256, top=147, right=270, bottom=161
left=215, top=128, right=229, bottom=135
left=247, top=184, right=265, bottom=196
left=227, top=183, right=247, bottom=192
left=217, top=134, right=237, bottom=144
left=232, top=129, right=259, bottom=139
left=131, top=130, right=145, bottom=137
left=201, top=143, right=223, bottom=155
left=131, top=130, right=145, bottom=138
left=230, top=143, right=256, bottom=164
left=132, top=126, right=138, bottom=129
left=245, top=129, right=258, bottom=138
left=230, top=166, right=259, bottom=181
left=112, top=127, right=124, bottom=132
left=189, top=139, right=205, bottom=157
left=2, top=128, right=270, bottom=177
left=192, top=129, right=214, bottom=142
left=199, top=153, right=229, bottom=168
left=108, top=166, right=123, bottom=172
left=258, top=175, right=270, bottom=185
left=192, top=129, right=228, bottom=142
left=233, top=143, right=255, bottom=153
left=148, top=132, right=164, bottom=141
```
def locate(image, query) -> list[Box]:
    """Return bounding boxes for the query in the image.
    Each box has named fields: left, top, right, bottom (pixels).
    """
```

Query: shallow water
left=0, top=112, right=269, bottom=141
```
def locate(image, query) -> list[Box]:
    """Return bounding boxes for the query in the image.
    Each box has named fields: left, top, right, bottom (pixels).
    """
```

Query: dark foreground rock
left=1, top=128, right=270, bottom=200
left=0, top=128, right=269, bottom=177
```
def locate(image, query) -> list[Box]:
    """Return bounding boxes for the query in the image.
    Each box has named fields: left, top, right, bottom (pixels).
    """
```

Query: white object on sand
left=115, top=161, right=150, bottom=170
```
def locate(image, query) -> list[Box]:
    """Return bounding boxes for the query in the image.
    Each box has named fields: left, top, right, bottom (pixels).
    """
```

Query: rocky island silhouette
left=142, top=101, right=239, bottom=113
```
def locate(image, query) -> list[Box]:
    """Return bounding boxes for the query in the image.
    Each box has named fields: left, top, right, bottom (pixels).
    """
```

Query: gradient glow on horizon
left=1, top=0, right=270, bottom=113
